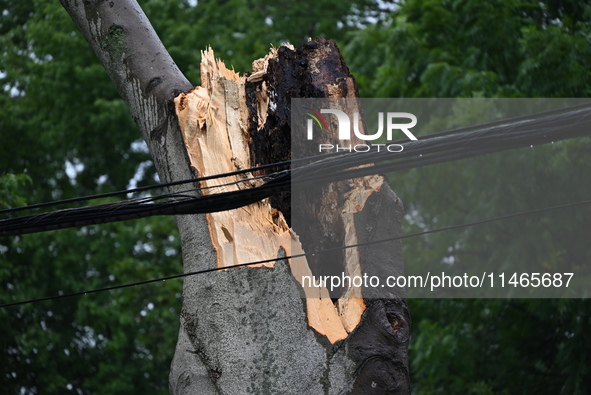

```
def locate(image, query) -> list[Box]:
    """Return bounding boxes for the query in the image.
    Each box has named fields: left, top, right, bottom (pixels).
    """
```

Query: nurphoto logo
left=304, top=107, right=418, bottom=152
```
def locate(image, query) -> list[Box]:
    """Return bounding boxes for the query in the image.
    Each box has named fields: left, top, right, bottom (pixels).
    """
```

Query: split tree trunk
left=60, top=1, right=410, bottom=393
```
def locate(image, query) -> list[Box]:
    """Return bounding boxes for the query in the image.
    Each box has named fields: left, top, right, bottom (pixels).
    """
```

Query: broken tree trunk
left=171, top=38, right=410, bottom=394
left=60, top=0, right=409, bottom=391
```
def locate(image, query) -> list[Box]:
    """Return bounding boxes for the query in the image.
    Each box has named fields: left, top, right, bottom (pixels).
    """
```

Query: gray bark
left=60, top=1, right=410, bottom=393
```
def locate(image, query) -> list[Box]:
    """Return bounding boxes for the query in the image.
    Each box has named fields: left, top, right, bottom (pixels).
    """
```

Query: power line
left=0, top=159, right=293, bottom=216
left=2, top=103, right=591, bottom=237
left=4, top=102, right=590, bottom=216
left=0, top=172, right=291, bottom=236
left=2, top=197, right=589, bottom=308
left=385, top=101, right=591, bottom=143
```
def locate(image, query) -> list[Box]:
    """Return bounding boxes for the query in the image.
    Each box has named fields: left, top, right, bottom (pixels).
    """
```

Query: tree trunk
left=60, top=1, right=410, bottom=393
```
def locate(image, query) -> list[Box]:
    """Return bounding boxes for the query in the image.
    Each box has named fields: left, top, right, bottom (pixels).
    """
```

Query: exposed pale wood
left=176, top=48, right=286, bottom=270
left=290, top=235, right=349, bottom=341
left=175, top=48, right=356, bottom=343
left=337, top=175, right=385, bottom=332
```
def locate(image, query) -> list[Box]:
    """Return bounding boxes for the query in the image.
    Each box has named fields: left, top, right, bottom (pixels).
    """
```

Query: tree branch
left=59, top=0, right=195, bottom=182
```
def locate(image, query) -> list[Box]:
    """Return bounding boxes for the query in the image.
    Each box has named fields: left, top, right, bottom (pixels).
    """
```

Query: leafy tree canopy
left=343, top=1, right=591, bottom=393
left=344, top=0, right=591, bottom=98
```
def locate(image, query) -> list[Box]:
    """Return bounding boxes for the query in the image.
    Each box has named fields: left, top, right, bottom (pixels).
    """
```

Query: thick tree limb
left=59, top=0, right=197, bottom=189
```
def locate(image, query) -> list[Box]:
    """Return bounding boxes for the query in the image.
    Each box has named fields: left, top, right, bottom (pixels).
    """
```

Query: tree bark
left=60, top=1, right=410, bottom=393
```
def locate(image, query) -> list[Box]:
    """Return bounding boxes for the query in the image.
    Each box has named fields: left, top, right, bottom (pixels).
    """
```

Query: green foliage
left=0, top=220, right=182, bottom=394
left=0, top=1, right=181, bottom=393
left=344, top=0, right=591, bottom=393
left=141, top=0, right=386, bottom=83
left=344, top=0, right=591, bottom=98
left=0, top=173, right=31, bottom=209
left=409, top=299, right=591, bottom=394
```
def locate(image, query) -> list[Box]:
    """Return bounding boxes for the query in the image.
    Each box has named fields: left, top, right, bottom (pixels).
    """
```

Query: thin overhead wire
left=2, top=197, right=589, bottom=308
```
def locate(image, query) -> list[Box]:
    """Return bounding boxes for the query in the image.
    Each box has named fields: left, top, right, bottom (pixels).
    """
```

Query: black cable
left=0, top=172, right=291, bottom=236
left=1, top=197, right=589, bottom=308
left=4, top=102, right=590, bottom=217
left=385, top=100, right=591, bottom=144
left=0, top=159, right=294, bottom=215
left=2, top=103, right=591, bottom=237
